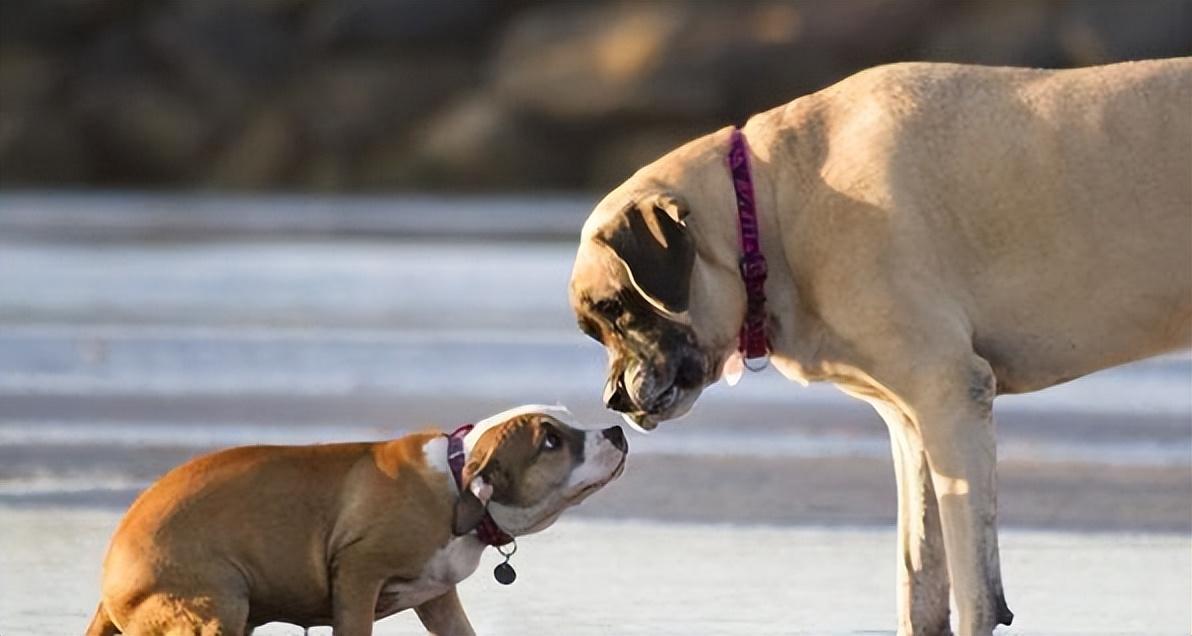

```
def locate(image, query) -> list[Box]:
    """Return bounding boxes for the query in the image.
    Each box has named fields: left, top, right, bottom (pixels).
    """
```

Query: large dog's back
left=806, top=59, right=1191, bottom=392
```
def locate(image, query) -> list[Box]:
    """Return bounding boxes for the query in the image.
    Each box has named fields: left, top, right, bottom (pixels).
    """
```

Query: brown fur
left=90, top=411, right=626, bottom=635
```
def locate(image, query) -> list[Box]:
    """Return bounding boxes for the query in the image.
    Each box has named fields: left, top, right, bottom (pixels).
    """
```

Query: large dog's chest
left=374, top=535, right=486, bottom=617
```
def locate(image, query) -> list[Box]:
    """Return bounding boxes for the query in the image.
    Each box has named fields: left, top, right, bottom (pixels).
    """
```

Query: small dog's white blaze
left=377, top=535, right=485, bottom=615
left=464, top=404, right=578, bottom=453
left=566, top=429, right=624, bottom=491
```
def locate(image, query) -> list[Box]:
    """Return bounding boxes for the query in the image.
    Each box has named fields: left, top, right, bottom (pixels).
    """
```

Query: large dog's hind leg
left=872, top=400, right=952, bottom=636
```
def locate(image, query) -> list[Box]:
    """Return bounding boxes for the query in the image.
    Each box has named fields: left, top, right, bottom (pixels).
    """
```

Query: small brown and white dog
left=86, top=405, right=627, bottom=636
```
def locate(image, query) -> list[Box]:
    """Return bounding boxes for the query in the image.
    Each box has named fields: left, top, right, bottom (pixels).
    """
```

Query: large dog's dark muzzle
left=601, top=340, right=708, bottom=427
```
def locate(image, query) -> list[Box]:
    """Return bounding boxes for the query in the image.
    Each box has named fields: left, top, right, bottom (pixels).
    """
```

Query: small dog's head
left=453, top=405, right=627, bottom=537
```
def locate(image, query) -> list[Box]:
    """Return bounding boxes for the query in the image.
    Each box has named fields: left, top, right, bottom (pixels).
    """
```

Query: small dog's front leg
left=416, top=587, right=476, bottom=636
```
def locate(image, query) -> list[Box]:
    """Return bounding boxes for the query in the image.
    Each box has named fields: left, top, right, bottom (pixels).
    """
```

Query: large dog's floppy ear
left=595, top=193, right=695, bottom=314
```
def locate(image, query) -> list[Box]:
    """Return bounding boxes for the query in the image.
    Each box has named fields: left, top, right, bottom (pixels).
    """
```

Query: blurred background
left=1, top=2, right=1190, bottom=635
left=3, top=0, right=1192, bottom=190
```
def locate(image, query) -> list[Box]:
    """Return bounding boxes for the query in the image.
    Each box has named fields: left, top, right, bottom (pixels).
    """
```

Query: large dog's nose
left=603, top=375, right=634, bottom=412
left=601, top=426, right=627, bottom=452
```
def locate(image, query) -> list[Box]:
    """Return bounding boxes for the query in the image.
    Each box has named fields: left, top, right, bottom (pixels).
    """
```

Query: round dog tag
left=494, top=562, right=517, bottom=585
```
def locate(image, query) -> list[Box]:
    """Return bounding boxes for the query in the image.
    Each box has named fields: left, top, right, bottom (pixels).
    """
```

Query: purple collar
left=446, top=424, right=514, bottom=547
left=728, top=127, right=770, bottom=367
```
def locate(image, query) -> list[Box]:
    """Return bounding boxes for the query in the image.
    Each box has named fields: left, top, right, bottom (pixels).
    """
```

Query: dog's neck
left=446, top=424, right=514, bottom=547
left=724, top=120, right=829, bottom=384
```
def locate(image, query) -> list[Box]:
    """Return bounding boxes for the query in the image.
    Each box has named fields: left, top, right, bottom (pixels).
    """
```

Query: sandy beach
left=2, top=510, right=1189, bottom=636
left=1, top=195, right=1189, bottom=635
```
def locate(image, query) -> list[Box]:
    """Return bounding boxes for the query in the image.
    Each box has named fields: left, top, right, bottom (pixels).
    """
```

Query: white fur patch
left=565, top=428, right=625, bottom=491
left=375, top=535, right=485, bottom=615
left=464, top=404, right=579, bottom=453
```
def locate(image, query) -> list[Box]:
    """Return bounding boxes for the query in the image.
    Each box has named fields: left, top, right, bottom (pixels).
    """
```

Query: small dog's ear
left=452, top=475, right=491, bottom=536
left=595, top=193, right=695, bottom=315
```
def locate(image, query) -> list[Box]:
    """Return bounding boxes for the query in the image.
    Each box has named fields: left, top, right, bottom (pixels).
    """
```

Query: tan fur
left=570, top=59, right=1191, bottom=636
left=90, top=412, right=626, bottom=635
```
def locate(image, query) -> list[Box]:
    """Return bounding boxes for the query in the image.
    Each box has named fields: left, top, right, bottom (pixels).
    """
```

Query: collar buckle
left=445, top=424, right=514, bottom=548
left=739, top=252, right=768, bottom=281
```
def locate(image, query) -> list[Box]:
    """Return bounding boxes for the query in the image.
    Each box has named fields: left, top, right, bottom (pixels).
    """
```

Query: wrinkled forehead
left=569, top=242, right=625, bottom=307
left=464, top=404, right=582, bottom=453
left=572, top=188, right=650, bottom=307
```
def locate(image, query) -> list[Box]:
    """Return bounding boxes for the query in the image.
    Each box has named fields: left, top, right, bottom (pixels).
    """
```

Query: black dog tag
left=493, top=562, right=517, bottom=585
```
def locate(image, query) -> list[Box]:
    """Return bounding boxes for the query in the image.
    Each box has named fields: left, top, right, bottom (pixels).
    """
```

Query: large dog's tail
left=85, top=601, right=118, bottom=636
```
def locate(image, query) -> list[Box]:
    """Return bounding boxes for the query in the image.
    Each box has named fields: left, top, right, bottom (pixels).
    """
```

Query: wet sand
left=3, top=439, right=1189, bottom=533
left=2, top=509, right=1189, bottom=636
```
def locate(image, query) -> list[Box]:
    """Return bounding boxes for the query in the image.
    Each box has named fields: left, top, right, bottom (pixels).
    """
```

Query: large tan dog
left=87, top=405, right=626, bottom=635
left=570, top=59, right=1191, bottom=636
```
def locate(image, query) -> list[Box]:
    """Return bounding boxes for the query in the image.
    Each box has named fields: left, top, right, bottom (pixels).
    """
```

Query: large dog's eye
left=593, top=298, right=622, bottom=318
left=541, top=431, right=562, bottom=451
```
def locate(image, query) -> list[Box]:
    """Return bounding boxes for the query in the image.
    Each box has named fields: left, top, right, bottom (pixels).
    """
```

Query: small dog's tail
left=85, top=601, right=118, bottom=636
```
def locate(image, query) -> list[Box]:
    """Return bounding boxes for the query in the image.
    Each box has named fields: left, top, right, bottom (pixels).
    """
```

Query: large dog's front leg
left=871, top=401, right=952, bottom=636
left=907, top=355, right=1013, bottom=636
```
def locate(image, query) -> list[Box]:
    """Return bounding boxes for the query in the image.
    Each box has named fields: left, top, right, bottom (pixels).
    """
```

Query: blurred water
left=1, top=238, right=1188, bottom=404
left=0, top=196, right=1189, bottom=501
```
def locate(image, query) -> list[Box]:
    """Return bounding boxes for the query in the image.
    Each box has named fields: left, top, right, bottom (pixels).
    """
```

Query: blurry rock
left=0, top=46, right=64, bottom=109
left=494, top=2, right=688, bottom=120
left=142, top=2, right=298, bottom=113
left=291, top=56, right=476, bottom=151
left=2, top=0, right=1185, bottom=190
left=1057, top=1, right=1192, bottom=67
left=492, top=0, right=938, bottom=124
left=72, top=79, right=213, bottom=183
left=587, top=124, right=719, bottom=191
left=0, top=109, right=92, bottom=184
left=391, top=93, right=580, bottom=189
left=305, top=0, right=498, bottom=50
left=299, top=152, right=355, bottom=191
left=920, top=1, right=1065, bottom=67
left=0, top=0, right=126, bottom=45
left=207, top=108, right=300, bottom=188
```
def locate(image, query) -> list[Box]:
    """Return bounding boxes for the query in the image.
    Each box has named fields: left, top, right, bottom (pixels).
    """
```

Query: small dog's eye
left=542, top=432, right=562, bottom=451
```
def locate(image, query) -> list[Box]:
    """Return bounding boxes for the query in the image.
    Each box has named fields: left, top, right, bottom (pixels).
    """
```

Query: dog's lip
left=621, top=411, right=657, bottom=432
left=620, top=383, right=685, bottom=432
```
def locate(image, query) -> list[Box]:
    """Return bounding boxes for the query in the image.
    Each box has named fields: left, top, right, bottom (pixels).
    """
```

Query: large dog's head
left=569, top=129, right=746, bottom=430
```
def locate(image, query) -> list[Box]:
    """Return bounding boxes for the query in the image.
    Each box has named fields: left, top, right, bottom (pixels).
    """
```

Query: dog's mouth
left=612, top=350, right=711, bottom=431
left=620, top=383, right=700, bottom=432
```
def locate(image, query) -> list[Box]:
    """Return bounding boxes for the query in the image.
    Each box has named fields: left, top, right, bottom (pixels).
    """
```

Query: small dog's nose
left=601, top=426, right=627, bottom=452
left=603, top=377, right=634, bottom=412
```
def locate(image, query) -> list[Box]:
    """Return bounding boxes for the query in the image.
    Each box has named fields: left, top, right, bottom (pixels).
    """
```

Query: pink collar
left=446, top=424, right=514, bottom=547
left=728, top=127, right=770, bottom=368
